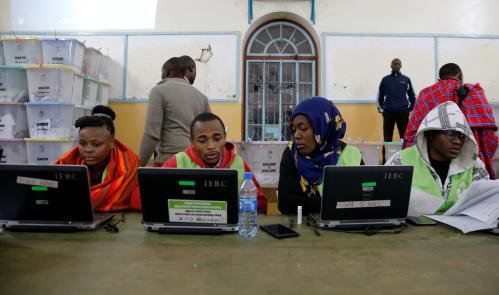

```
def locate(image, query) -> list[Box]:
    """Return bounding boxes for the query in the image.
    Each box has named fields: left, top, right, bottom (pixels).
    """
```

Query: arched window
left=245, top=21, right=317, bottom=141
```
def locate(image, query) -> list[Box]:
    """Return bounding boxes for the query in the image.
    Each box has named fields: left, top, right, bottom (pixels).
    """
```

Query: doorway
left=244, top=20, right=317, bottom=141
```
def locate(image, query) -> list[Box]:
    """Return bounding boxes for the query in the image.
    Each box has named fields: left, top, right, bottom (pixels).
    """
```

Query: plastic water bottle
left=239, top=172, right=258, bottom=237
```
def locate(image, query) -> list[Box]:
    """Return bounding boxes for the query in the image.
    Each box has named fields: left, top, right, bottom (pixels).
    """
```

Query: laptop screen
left=138, top=168, right=239, bottom=225
left=321, top=165, right=413, bottom=221
left=0, top=164, right=94, bottom=222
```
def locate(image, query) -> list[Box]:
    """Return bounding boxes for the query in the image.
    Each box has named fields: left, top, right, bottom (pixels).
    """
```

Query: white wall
left=314, top=0, right=499, bottom=35
left=159, top=0, right=499, bottom=36
left=3, top=0, right=499, bottom=35
left=1, top=0, right=499, bottom=101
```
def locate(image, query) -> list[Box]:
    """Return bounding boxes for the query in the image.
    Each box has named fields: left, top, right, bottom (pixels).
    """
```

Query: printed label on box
left=0, top=114, right=15, bottom=137
left=168, top=199, right=227, bottom=224
left=35, top=119, right=51, bottom=136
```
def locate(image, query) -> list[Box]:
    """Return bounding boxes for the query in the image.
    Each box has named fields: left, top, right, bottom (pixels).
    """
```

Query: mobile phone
left=260, top=224, right=299, bottom=239
left=407, top=216, right=437, bottom=226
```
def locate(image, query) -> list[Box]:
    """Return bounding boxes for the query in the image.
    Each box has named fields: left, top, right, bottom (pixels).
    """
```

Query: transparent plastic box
left=349, top=141, right=381, bottom=165
left=0, top=102, right=29, bottom=138
left=0, top=138, right=27, bottom=164
left=72, top=71, right=84, bottom=105
left=384, top=141, right=403, bottom=162
left=96, top=81, right=110, bottom=105
left=98, top=54, right=112, bottom=82
left=2, top=38, right=43, bottom=64
left=26, top=102, right=75, bottom=138
left=233, top=141, right=288, bottom=187
left=73, top=105, right=92, bottom=122
left=82, top=77, right=99, bottom=107
left=25, top=138, right=76, bottom=165
left=0, top=42, right=4, bottom=64
left=0, top=66, right=29, bottom=102
left=493, top=156, right=499, bottom=176
left=83, top=48, right=102, bottom=78
left=42, top=39, right=85, bottom=73
left=26, top=64, right=83, bottom=104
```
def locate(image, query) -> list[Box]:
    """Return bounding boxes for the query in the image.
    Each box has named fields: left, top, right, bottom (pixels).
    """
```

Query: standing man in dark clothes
left=377, top=58, right=416, bottom=162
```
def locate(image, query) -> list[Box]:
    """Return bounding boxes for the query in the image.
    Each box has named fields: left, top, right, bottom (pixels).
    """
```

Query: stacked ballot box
left=0, top=102, right=29, bottom=164
left=233, top=141, right=288, bottom=188
left=82, top=76, right=99, bottom=107
left=349, top=141, right=382, bottom=165
left=26, top=102, right=77, bottom=138
left=83, top=47, right=111, bottom=105
left=0, top=138, right=27, bottom=164
left=2, top=38, right=43, bottom=64
left=23, top=101, right=79, bottom=164
left=1, top=38, right=112, bottom=103
left=0, top=38, right=113, bottom=164
left=0, top=66, right=29, bottom=102
left=25, top=138, right=76, bottom=165
left=41, top=39, right=85, bottom=73
left=83, top=47, right=101, bottom=79
left=0, top=41, right=4, bottom=64
left=384, top=141, right=403, bottom=162
left=96, top=80, right=110, bottom=105
left=0, top=102, right=29, bottom=138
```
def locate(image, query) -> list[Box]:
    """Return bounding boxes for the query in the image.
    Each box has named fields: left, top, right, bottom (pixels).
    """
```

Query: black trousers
left=382, top=111, right=409, bottom=163
left=383, top=111, right=409, bottom=141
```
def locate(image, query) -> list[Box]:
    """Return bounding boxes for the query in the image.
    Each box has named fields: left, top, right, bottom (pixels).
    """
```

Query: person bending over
left=278, top=96, right=363, bottom=215
left=403, top=63, right=497, bottom=178
left=387, top=101, right=489, bottom=216
left=55, top=105, right=141, bottom=211
left=162, top=112, right=267, bottom=214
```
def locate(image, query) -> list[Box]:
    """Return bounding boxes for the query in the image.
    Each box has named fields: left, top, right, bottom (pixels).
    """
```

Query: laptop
left=319, top=165, right=413, bottom=230
left=138, top=168, right=239, bottom=234
left=0, top=164, right=114, bottom=231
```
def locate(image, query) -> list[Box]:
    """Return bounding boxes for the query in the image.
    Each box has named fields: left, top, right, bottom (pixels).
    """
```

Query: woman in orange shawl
left=55, top=105, right=141, bottom=211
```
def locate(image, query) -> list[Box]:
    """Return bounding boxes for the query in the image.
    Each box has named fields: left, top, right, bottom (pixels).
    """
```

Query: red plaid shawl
left=403, top=79, right=498, bottom=178
left=55, top=139, right=142, bottom=211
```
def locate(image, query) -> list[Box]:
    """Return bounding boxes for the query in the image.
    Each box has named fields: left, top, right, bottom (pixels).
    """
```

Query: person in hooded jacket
left=386, top=101, right=489, bottom=216
left=403, top=63, right=497, bottom=179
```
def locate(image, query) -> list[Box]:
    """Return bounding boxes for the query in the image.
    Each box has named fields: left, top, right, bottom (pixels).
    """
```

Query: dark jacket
left=377, top=71, right=416, bottom=114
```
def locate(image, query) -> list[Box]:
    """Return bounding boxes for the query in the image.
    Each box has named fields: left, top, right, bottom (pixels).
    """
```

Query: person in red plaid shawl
left=403, top=63, right=498, bottom=179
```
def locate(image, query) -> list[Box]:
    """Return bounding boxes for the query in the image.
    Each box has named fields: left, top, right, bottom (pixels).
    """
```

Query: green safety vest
left=287, top=143, right=363, bottom=196
left=400, top=146, right=473, bottom=213
left=175, top=152, right=246, bottom=189
left=318, top=144, right=362, bottom=195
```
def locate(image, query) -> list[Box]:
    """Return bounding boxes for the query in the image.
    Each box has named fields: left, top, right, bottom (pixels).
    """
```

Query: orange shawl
left=55, top=139, right=141, bottom=211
